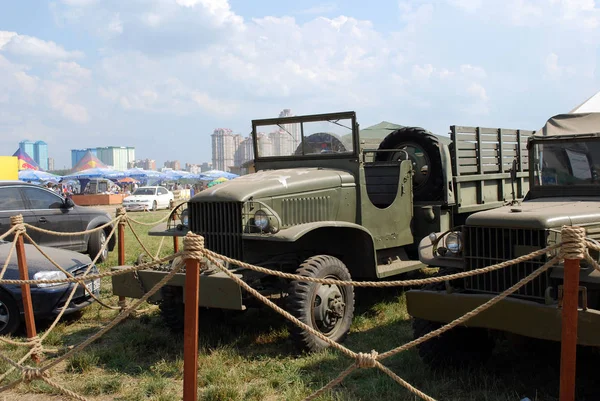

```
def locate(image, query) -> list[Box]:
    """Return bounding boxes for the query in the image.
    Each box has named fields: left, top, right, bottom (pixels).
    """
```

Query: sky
left=0, top=0, right=599, bottom=170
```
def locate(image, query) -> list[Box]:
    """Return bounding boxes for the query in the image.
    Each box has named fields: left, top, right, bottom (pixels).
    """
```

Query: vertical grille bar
left=464, top=226, right=548, bottom=300
left=189, top=201, right=243, bottom=260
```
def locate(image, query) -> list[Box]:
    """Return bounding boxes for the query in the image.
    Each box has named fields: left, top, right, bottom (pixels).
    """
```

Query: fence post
left=559, top=225, right=585, bottom=401
left=172, top=211, right=179, bottom=253
left=11, top=215, right=38, bottom=362
left=116, top=208, right=127, bottom=307
left=182, top=233, right=202, bottom=401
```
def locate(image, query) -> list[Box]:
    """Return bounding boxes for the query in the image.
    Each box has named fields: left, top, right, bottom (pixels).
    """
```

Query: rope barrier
left=0, top=208, right=594, bottom=401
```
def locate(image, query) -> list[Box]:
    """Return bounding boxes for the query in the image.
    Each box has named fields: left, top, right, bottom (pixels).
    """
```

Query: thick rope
left=561, top=225, right=586, bottom=260
left=0, top=224, right=19, bottom=242
left=0, top=234, right=19, bottom=280
left=23, top=218, right=118, bottom=237
left=203, top=243, right=558, bottom=288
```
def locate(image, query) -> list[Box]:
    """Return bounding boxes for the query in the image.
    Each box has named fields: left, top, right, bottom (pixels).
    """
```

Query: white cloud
left=460, top=64, right=487, bottom=79
left=544, top=52, right=576, bottom=79
left=447, top=0, right=482, bottom=12
left=298, top=3, right=338, bottom=15
left=60, top=0, right=98, bottom=5
left=0, top=31, right=83, bottom=60
left=13, top=71, right=39, bottom=94
left=44, top=81, right=89, bottom=123
left=52, top=61, right=92, bottom=80
left=107, top=13, right=123, bottom=35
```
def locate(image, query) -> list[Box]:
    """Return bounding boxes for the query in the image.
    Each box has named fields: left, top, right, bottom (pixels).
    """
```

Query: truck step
left=376, top=259, right=424, bottom=278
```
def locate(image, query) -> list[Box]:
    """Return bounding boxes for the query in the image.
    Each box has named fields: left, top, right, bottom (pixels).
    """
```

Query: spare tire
left=375, top=127, right=444, bottom=202
left=295, top=132, right=347, bottom=155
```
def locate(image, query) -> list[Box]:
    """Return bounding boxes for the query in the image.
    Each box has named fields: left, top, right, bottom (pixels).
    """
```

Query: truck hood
left=466, top=198, right=600, bottom=229
left=192, top=168, right=355, bottom=202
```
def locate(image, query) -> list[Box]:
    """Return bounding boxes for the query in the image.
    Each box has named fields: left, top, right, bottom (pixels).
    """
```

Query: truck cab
left=407, top=112, right=600, bottom=367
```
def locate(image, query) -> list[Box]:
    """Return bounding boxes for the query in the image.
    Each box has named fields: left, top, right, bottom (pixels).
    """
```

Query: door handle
left=38, top=217, right=48, bottom=224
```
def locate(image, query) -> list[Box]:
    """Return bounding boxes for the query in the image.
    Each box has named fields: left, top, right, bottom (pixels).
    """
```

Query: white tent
left=569, top=90, right=600, bottom=114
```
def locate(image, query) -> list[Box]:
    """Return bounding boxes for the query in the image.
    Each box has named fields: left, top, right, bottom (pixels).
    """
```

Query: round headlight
left=446, top=232, right=462, bottom=254
left=254, top=210, right=269, bottom=231
left=180, top=209, right=189, bottom=227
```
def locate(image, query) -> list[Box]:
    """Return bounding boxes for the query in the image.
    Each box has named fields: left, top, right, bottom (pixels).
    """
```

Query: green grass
left=2, top=210, right=599, bottom=400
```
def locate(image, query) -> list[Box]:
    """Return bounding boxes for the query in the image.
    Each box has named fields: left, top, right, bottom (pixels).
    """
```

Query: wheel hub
left=314, top=284, right=345, bottom=333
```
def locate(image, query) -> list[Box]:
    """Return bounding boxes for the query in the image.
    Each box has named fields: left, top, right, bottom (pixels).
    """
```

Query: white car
left=122, top=186, right=174, bottom=212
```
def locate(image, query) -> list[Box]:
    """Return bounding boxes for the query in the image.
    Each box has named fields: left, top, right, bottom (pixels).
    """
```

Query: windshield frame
left=251, top=111, right=358, bottom=161
left=528, top=135, right=600, bottom=199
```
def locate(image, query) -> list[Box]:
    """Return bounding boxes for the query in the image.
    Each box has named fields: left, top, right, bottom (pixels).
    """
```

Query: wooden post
left=117, top=212, right=127, bottom=306
left=559, top=226, right=584, bottom=401
left=183, top=253, right=200, bottom=401
left=173, top=236, right=179, bottom=253
left=12, top=216, right=38, bottom=362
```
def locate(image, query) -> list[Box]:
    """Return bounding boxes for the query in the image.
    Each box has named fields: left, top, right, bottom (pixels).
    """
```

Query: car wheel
left=152, top=201, right=157, bottom=211
left=0, top=291, right=21, bottom=335
left=88, top=228, right=108, bottom=263
left=286, top=255, right=355, bottom=352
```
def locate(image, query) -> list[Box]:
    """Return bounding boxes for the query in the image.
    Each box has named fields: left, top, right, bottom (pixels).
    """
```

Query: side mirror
left=64, top=197, right=75, bottom=208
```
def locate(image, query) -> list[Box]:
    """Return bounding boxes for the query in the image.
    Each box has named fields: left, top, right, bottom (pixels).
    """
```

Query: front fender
left=418, top=233, right=463, bottom=269
left=243, top=221, right=373, bottom=243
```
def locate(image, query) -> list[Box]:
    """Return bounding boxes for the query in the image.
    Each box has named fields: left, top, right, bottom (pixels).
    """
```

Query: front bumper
left=123, top=203, right=151, bottom=211
left=406, top=290, right=600, bottom=347
left=7, top=279, right=100, bottom=320
left=111, top=266, right=244, bottom=310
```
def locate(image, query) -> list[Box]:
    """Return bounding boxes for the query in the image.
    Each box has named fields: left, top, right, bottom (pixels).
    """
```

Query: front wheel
left=88, top=228, right=108, bottom=263
left=0, top=291, right=20, bottom=335
left=286, top=255, right=355, bottom=352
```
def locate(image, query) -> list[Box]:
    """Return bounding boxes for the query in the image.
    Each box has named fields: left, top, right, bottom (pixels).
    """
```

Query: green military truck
left=407, top=111, right=600, bottom=366
left=112, top=111, right=531, bottom=351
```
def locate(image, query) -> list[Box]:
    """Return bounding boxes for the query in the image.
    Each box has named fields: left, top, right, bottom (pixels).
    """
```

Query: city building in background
left=212, top=109, right=294, bottom=172
left=130, top=159, right=156, bottom=170
left=212, top=128, right=242, bottom=171
left=164, top=160, right=181, bottom=170
left=48, top=157, right=55, bottom=171
left=71, top=146, right=134, bottom=170
left=200, top=162, right=212, bottom=172
left=185, top=163, right=201, bottom=174
left=19, top=140, right=49, bottom=170
left=34, top=141, right=48, bottom=170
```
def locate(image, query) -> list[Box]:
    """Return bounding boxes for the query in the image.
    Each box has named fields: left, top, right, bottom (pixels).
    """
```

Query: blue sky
left=0, top=0, right=599, bottom=169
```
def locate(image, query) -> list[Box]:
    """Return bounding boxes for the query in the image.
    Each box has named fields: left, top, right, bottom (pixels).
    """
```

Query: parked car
left=122, top=186, right=174, bottom=212
left=0, top=181, right=116, bottom=262
left=0, top=240, right=100, bottom=335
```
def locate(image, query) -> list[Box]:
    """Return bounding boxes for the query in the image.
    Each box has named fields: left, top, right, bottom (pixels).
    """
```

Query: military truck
left=112, top=111, right=531, bottom=351
left=407, top=111, right=600, bottom=367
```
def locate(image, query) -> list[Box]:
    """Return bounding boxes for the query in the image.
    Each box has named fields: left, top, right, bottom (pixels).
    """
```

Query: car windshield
left=254, top=117, right=354, bottom=158
left=533, top=139, right=600, bottom=186
left=133, top=188, right=156, bottom=195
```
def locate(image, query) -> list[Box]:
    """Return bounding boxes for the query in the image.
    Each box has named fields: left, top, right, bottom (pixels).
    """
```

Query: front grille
left=464, top=226, right=549, bottom=300
left=189, top=202, right=243, bottom=260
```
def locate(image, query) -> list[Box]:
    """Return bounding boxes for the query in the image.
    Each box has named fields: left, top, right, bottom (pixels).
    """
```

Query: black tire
left=159, top=285, right=184, bottom=332
left=375, top=127, right=444, bottom=202
left=88, top=228, right=108, bottom=263
left=286, top=255, right=355, bottom=352
left=294, top=133, right=347, bottom=155
left=412, top=272, right=494, bottom=368
left=151, top=201, right=157, bottom=212
left=0, top=290, right=21, bottom=335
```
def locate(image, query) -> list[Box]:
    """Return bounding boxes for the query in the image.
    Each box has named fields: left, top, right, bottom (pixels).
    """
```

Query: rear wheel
left=0, top=291, right=20, bottom=335
left=375, top=127, right=444, bottom=201
left=286, top=255, right=355, bottom=352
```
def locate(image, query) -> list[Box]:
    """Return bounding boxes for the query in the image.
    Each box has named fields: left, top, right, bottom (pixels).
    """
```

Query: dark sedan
left=0, top=240, right=100, bottom=335
left=0, top=181, right=115, bottom=262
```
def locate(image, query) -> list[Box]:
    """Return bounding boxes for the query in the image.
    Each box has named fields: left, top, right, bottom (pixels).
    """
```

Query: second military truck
left=113, top=111, right=532, bottom=351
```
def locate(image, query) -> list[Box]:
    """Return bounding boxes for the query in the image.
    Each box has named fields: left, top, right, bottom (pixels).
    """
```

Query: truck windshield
left=254, top=118, right=354, bottom=158
left=533, top=139, right=600, bottom=186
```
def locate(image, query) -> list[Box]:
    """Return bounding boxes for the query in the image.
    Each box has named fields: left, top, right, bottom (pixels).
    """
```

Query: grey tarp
left=534, top=112, right=600, bottom=137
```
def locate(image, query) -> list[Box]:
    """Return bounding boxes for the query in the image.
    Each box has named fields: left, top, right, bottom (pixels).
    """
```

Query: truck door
left=360, top=159, right=414, bottom=249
